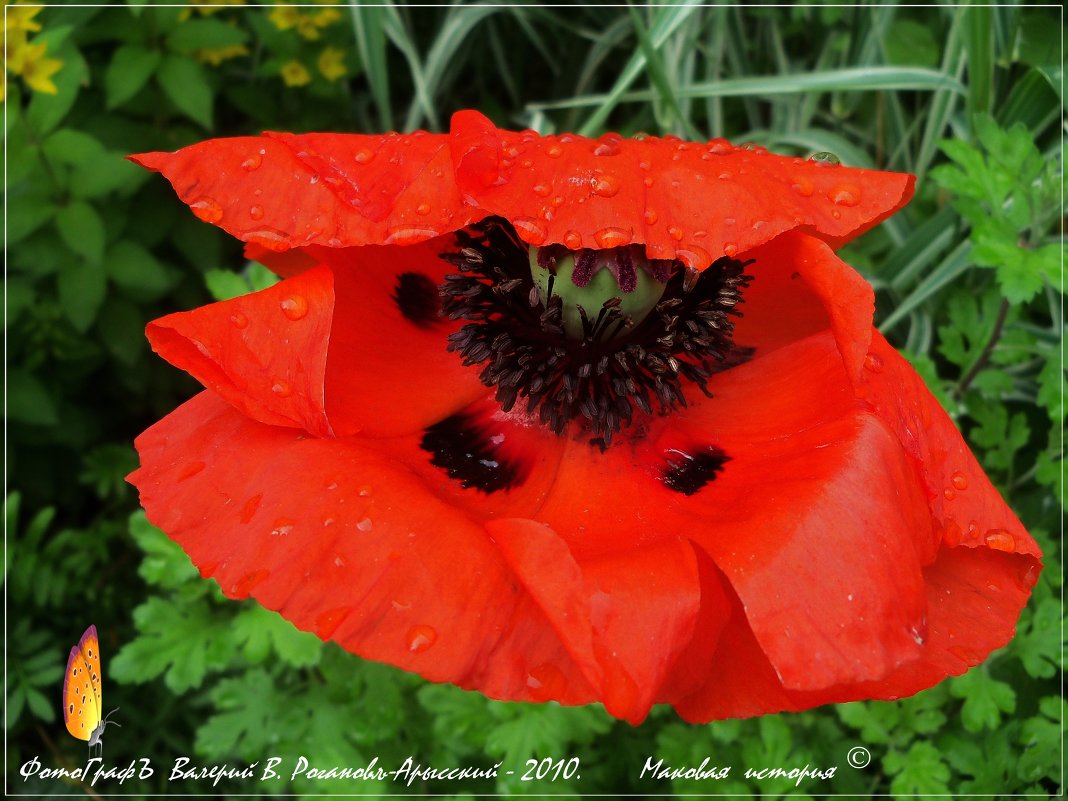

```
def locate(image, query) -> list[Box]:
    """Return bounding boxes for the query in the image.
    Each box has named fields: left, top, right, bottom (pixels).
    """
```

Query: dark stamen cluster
left=440, top=218, right=752, bottom=445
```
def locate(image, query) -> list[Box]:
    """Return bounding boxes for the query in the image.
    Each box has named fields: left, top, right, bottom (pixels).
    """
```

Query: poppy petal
left=130, top=391, right=600, bottom=706
left=858, top=331, right=1041, bottom=559
left=146, top=265, right=336, bottom=437
left=489, top=518, right=705, bottom=724
left=131, top=114, right=913, bottom=264
left=449, top=110, right=915, bottom=263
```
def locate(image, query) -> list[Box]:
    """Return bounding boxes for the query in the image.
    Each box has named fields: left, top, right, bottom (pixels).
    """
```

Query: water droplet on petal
left=594, top=226, right=632, bottom=249
left=909, top=614, right=928, bottom=645
left=271, top=379, right=293, bottom=398
left=592, top=173, right=620, bottom=197
left=667, top=225, right=684, bottom=241
left=415, top=202, right=432, bottom=215
left=271, top=517, right=295, bottom=536
left=354, top=148, right=375, bottom=164
left=984, top=529, right=1016, bottom=552
left=676, top=246, right=711, bottom=270
left=384, top=225, right=439, bottom=246
left=178, top=461, right=206, bottom=481
left=752, top=220, right=766, bottom=231
left=546, top=144, right=563, bottom=158
left=309, top=173, right=320, bottom=185
left=358, top=485, right=373, bottom=497
left=791, top=177, right=814, bottom=197
left=707, top=138, right=731, bottom=155
left=356, top=517, right=373, bottom=532
left=643, top=176, right=654, bottom=187
left=808, top=151, right=841, bottom=166
left=723, top=242, right=738, bottom=257
left=944, top=488, right=956, bottom=501
left=863, top=352, right=883, bottom=373
left=532, top=183, right=551, bottom=197
left=406, top=625, right=437, bottom=653
left=643, top=208, right=659, bottom=225
left=241, top=153, right=262, bottom=171
left=325, top=481, right=339, bottom=491
left=563, top=230, right=582, bottom=249
left=526, top=663, right=567, bottom=702
left=718, top=171, right=732, bottom=180
left=230, top=311, right=249, bottom=329
left=831, top=184, right=860, bottom=206
left=191, top=197, right=223, bottom=224
left=512, top=217, right=547, bottom=246
left=245, top=228, right=291, bottom=252
left=1015, top=563, right=1039, bottom=591
left=280, top=294, right=309, bottom=320
left=249, top=205, right=264, bottom=220
left=592, top=137, right=621, bottom=157
left=951, top=472, right=968, bottom=491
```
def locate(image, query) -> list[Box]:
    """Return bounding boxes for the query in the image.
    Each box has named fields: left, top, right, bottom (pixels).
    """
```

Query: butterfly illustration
left=63, top=625, right=120, bottom=752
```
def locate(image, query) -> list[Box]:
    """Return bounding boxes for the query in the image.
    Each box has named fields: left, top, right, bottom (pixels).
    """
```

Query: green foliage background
left=5, top=2, right=1064, bottom=798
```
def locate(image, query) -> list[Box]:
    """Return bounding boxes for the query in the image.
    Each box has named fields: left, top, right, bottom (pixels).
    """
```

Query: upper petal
left=131, top=111, right=914, bottom=265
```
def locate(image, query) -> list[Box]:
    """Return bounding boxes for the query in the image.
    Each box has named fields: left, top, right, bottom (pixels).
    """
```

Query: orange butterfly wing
left=63, top=626, right=103, bottom=742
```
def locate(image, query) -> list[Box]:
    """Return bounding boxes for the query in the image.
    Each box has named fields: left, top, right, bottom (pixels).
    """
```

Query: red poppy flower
left=128, top=111, right=1041, bottom=724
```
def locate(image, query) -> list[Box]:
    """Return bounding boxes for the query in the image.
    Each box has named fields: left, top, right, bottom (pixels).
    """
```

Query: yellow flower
left=10, top=40, right=63, bottom=95
left=196, top=43, right=250, bottom=67
left=295, top=14, right=321, bottom=41
left=317, top=46, right=346, bottom=82
left=268, top=5, right=300, bottom=31
left=280, top=59, right=311, bottom=87
left=180, top=0, right=246, bottom=19
left=5, top=6, right=43, bottom=34
left=312, top=8, right=342, bottom=28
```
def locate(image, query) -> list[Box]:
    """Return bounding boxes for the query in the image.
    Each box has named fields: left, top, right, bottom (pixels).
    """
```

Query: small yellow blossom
left=317, top=46, right=346, bottom=82
left=196, top=43, right=250, bottom=67
left=295, top=14, right=321, bottom=41
left=312, top=8, right=342, bottom=28
left=9, top=40, right=62, bottom=94
left=5, top=6, right=43, bottom=34
left=280, top=59, right=311, bottom=87
left=180, top=0, right=246, bottom=20
left=268, top=5, right=300, bottom=31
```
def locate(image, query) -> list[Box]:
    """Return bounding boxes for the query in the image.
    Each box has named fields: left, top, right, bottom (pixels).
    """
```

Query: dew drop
left=592, top=137, right=621, bottom=157
left=178, top=461, right=206, bottom=481
left=520, top=159, right=533, bottom=168
left=592, top=173, right=620, bottom=198
left=944, top=488, right=956, bottom=501
left=594, top=226, right=632, bottom=249
left=717, top=171, right=732, bottom=180
left=1015, top=563, right=1039, bottom=591
left=526, top=663, right=567, bottom=702
left=532, top=183, right=551, bottom=197
left=358, top=485, right=373, bottom=497
left=280, top=294, right=309, bottom=320
left=723, top=242, right=738, bottom=257
left=831, top=184, right=860, bottom=206
left=643, top=176, right=654, bottom=187
left=643, top=208, right=659, bottom=225
left=676, top=246, right=711, bottom=270
left=984, top=529, right=1016, bottom=552
left=384, top=225, right=439, bottom=246
left=241, top=153, right=262, bottom=171
left=724, top=217, right=736, bottom=226
left=230, top=311, right=249, bottom=329
left=325, top=481, right=339, bottom=491
left=511, top=216, right=547, bottom=245
left=190, top=197, right=224, bottom=224
left=309, top=173, right=320, bottom=185
left=406, top=624, right=438, bottom=653
left=354, top=148, right=375, bottom=164
left=415, top=202, right=432, bottom=215
left=563, top=230, right=582, bottom=250
left=639, top=160, right=652, bottom=171
left=950, top=471, right=968, bottom=491
left=270, top=517, right=295, bottom=536
left=334, top=556, right=345, bottom=567
left=707, top=139, right=731, bottom=155
left=245, top=228, right=291, bottom=252
left=909, top=614, right=928, bottom=645
left=356, top=517, right=374, bottom=532
left=271, top=379, right=293, bottom=398
left=545, top=144, right=563, bottom=158
left=791, top=177, right=814, bottom=197
left=249, top=205, right=264, bottom=220
left=863, top=352, right=883, bottom=373
left=831, top=210, right=842, bottom=219
left=752, top=220, right=766, bottom=231
left=667, top=225, right=684, bottom=241
left=808, top=151, right=841, bottom=166
left=552, top=195, right=565, bottom=207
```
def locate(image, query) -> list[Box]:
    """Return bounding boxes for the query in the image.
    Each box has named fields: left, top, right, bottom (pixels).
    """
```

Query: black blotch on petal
left=708, top=345, right=756, bottom=375
left=663, top=446, right=730, bottom=495
left=393, top=272, right=441, bottom=327
left=420, top=414, right=522, bottom=493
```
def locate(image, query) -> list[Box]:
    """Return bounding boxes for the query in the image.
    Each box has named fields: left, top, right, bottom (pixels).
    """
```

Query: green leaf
left=55, top=201, right=106, bottom=265
left=1017, top=697, right=1066, bottom=783
left=885, top=19, right=939, bottom=67
left=57, top=261, right=107, bottom=332
left=1036, top=347, right=1067, bottom=422
left=195, top=669, right=285, bottom=757
left=41, top=128, right=106, bottom=165
left=166, top=19, right=249, bottom=53
left=231, top=605, right=322, bottom=668
left=96, top=297, right=146, bottom=366
left=106, top=44, right=162, bottom=108
left=157, top=54, right=214, bottom=129
left=1011, top=597, right=1062, bottom=679
left=884, top=741, right=951, bottom=795
left=6, top=370, right=59, bottom=426
left=111, top=595, right=233, bottom=691
left=26, top=28, right=89, bottom=136
left=70, top=153, right=146, bottom=200
left=7, top=196, right=57, bottom=246
left=948, top=669, right=1016, bottom=731
left=106, top=240, right=173, bottom=297
left=128, top=511, right=200, bottom=590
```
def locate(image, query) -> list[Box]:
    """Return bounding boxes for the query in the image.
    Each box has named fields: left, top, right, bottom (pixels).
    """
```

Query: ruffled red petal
left=131, top=112, right=913, bottom=266
left=130, top=391, right=599, bottom=707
